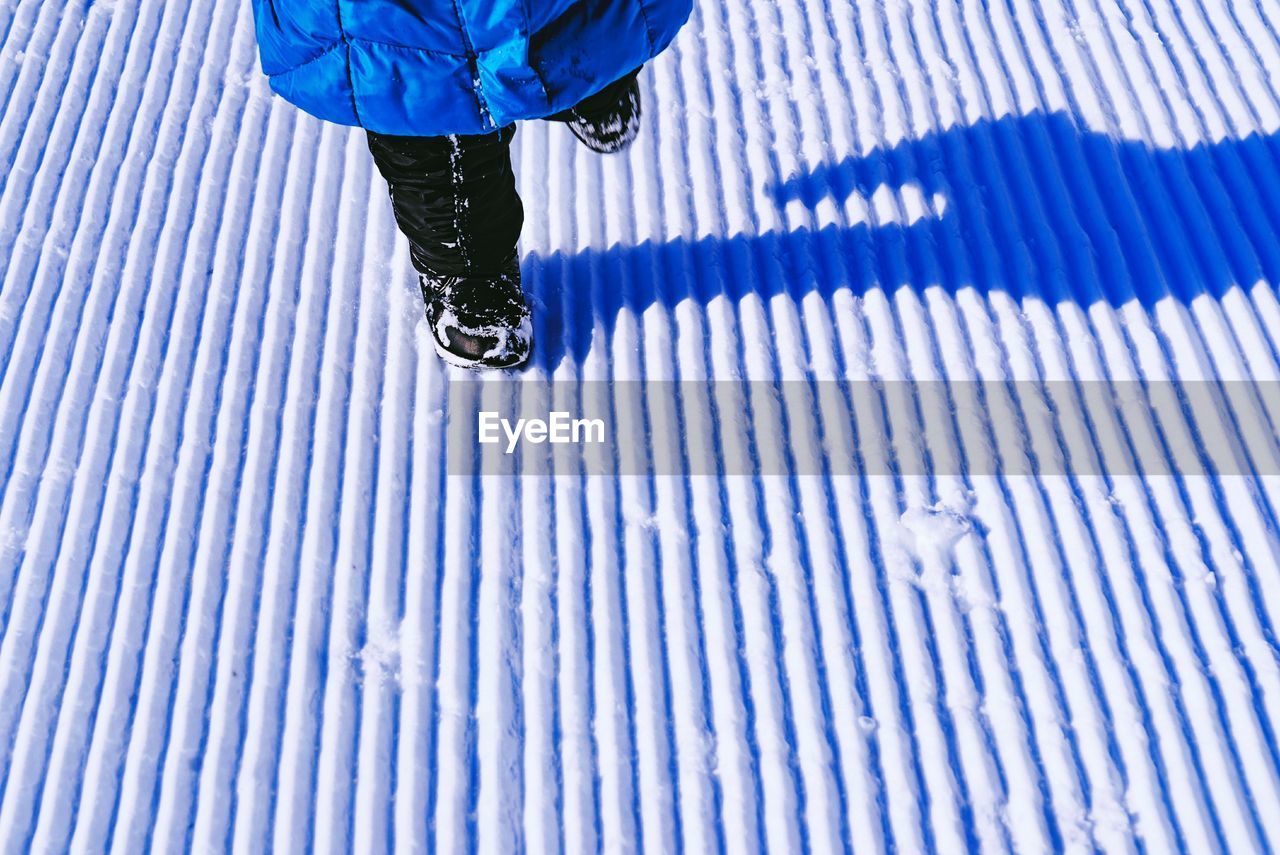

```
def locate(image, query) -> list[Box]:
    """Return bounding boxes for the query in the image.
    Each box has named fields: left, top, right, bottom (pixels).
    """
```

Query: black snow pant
left=367, top=69, right=641, bottom=279
left=367, top=125, right=522, bottom=279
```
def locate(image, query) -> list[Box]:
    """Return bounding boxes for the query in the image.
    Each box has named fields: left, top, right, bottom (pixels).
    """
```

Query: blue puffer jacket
left=250, top=0, right=692, bottom=136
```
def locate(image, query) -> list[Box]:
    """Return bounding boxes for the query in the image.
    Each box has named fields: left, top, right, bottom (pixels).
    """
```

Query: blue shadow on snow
left=521, top=110, right=1280, bottom=369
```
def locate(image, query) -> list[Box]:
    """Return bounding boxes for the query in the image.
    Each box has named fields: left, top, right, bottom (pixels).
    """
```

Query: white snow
left=1, top=0, right=1280, bottom=850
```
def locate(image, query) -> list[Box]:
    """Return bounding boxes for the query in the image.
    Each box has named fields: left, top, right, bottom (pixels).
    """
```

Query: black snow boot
left=422, top=253, right=532, bottom=369
left=556, top=70, right=643, bottom=154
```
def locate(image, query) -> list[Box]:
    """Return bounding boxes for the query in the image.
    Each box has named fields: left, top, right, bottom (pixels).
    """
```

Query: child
left=250, top=1, right=692, bottom=368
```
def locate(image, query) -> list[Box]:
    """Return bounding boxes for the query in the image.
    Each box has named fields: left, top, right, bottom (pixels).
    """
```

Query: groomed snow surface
left=4, top=0, right=1280, bottom=850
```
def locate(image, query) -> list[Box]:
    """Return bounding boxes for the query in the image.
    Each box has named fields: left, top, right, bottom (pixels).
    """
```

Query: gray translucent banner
left=440, top=379, right=1280, bottom=477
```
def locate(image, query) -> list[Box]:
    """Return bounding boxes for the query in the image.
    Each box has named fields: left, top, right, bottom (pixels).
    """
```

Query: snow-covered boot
left=422, top=253, right=532, bottom=369
left=563, top=72, right=642, bottom=154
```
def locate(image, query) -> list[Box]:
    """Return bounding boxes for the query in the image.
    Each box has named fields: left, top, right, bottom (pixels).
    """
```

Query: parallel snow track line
left=1000, top=0, right=1280, bottom=844
left=2, top=0, right=1280, bottom=851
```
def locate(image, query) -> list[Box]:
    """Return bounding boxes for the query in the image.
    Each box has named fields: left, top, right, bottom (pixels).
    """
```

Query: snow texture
left=2, top=0, right=1280, bottom=851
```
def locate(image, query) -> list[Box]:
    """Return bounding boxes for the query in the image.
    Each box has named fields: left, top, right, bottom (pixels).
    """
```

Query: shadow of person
left=521, top=110, right=1280, bottom=370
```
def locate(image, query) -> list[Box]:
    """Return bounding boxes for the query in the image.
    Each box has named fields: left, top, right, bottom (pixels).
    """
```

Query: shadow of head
left=522, top=110, right=1280, bottom=369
